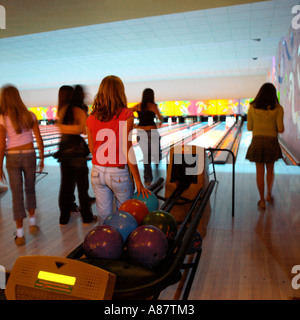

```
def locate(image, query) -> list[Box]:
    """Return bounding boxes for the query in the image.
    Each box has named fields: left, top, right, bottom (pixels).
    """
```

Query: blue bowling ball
left=132, top=191, right=159, bottom=212
left=103, top=210, right=138, bottom=242
left=187, top=231, right=202, bottom=255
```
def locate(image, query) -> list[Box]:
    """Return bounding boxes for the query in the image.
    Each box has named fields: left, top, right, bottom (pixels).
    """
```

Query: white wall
left=124, top=75, right=266, bottom=102
left=19, top=74, right=265, bottom=107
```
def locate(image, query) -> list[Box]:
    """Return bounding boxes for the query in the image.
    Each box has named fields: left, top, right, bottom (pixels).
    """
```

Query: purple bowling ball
left=83, top=225, right=124, bottom=259
left=103, top=210, right=138, bottom=242
left=127, top=225, right=168, bottom=268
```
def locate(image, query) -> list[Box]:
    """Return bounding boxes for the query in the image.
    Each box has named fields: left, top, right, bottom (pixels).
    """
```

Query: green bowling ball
left=142, top=210, right=177, bottom=241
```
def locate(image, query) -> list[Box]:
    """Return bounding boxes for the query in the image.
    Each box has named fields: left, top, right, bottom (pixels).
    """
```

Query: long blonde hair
left=91, top=75, right=127, bottom=122
left=0, top=85, right=34, bottom=134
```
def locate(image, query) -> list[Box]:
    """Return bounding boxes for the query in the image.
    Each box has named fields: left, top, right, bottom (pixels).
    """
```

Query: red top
left=86, top=108, right=133, bottom=166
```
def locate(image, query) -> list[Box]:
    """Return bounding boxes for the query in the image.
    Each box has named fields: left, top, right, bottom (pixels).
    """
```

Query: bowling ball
left=119, top=199, right=150, bottom=225
left=187, top=230, right=202, bottom=255
left=132, top=191, right=159, bottom=212
left=127, top=225, right=168, bottom=268
left=142, top=210, right=177, bottom=241
left=83, top=225, right=124, bottom=259
left=103, top=210, right=138, bottom=242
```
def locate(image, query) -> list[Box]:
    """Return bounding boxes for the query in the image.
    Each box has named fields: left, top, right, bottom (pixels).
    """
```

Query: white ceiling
left=0, top=0, right=298, bottom=90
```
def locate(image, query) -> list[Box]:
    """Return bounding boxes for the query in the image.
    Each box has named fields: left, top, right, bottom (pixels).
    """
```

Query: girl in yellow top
left=246, top=83, right=284, bottom=210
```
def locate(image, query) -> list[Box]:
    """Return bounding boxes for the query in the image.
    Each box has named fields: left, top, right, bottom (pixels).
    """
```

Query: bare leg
left=255, top=162, right=266, bottom=209
left=28, top=208, right=35, bottom=218
left=266, top=162, right=275, bottom=202
left=16, top=219, right=23, bottom=229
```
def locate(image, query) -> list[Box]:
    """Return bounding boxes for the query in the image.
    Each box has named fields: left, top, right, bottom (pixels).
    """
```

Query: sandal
left=257, top=200, right=266, bottom=210
left=266, top=195, right=274, bottom=203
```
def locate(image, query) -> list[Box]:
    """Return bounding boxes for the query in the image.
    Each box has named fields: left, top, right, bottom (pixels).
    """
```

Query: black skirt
left=246, top=135, right=283, bottom=163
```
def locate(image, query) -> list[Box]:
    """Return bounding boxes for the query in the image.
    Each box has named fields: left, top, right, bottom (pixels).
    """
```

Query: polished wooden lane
left=0, top=126, right=299, bottom=300
left=159, top=127, right=300, bottom=300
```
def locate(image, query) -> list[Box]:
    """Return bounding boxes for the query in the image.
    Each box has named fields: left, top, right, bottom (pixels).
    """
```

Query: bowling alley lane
left=133, top=121, right=208, bottom=163
left=158, top=123, right=300, bottom=300
left=187, top=122, right=229, bottom=149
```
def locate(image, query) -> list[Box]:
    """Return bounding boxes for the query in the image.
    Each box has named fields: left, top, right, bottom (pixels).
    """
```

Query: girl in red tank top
left=87, top=76, right=150, bottom=219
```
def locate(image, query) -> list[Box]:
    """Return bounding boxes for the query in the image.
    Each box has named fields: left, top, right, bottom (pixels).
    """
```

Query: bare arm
left=130, top=103, right=140, bottom=112
left=87, top=126, right=94, bottom=155
left=153, top=103, right=163, bottom=123
left=125, top=117, right=150, bottom=198
left=32, top=119, right=44, bottom=172
left=247, top=106, right=253, bottom=131
left=148, top=103, right=163, bottom=126
left=277, top=105, right=284, bottom=134
left=0, top=125, right=6, bottom=182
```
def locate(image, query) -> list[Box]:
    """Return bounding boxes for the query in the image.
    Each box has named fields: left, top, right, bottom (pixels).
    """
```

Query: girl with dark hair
left=246, top=82, right=284, bottom=209
left=72, top=85, right=89, bottom=115
left=56, top=85, right=96, bottom=225
left=132, top=88, right=163, bottom=186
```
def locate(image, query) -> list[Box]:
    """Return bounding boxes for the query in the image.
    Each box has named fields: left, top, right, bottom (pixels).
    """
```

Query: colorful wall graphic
left=28, top=106, right=58, bottom=121
left=157, top=101, right=198, bottom=116
left=239, top=98, right=252, bottom=115
left=158, top=99, right=250, bottom=116
left=270, top=25, right=300, bottom=161
left=28, top=98, right=251, bottom=121
left=216, top=99, right=240, bottom=115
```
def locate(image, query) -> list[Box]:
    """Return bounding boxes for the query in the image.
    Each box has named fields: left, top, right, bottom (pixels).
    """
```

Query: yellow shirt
left=247, top=104, right=284, bottom=137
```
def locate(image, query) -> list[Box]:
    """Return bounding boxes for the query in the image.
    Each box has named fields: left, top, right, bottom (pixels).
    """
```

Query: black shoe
left=82, top=215, right=98, bottom=224
left=88, top=197, right=96, bottom=204
left=59, top=216, right=70, bottom=225
left=71, top=203, right=80, bottom=213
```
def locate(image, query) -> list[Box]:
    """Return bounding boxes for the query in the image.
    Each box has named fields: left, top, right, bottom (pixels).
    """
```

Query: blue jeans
left=91, top=165, right=134, bottom=219
left=6, top=151, right=36, bottom=221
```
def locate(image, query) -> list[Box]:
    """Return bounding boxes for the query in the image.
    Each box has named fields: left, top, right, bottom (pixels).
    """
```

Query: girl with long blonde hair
left=87, top=75, right=149, bottom=220
left=0, top=85, right=44, bottom=245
